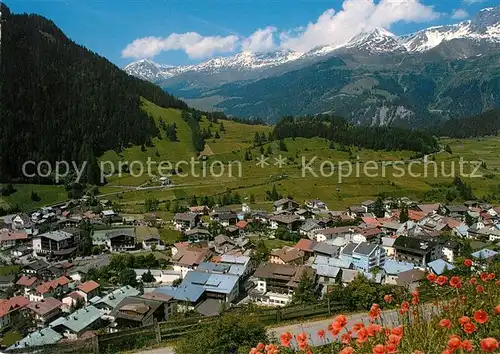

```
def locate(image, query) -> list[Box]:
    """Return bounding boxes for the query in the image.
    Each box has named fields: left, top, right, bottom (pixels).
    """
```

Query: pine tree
left=373, top=196, right=385, bottom=218
left=399, top=205, right=409, bottom=223
left=219, top=122, right=226, bottom=132
left=279, top=139, right=288, bottom=152
left=253, top=132, right=261, bottom=146
left=30, top=191, right=41, bottom=202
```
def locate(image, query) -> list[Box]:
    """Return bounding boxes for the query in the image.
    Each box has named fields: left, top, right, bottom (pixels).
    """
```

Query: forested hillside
left=434, top=108, right=500, bottom=138
left=206, top=53, right=500, bottom=126
left=273, top=115, right=439, bottom=154
left=0, top=4, right=187, bottom=184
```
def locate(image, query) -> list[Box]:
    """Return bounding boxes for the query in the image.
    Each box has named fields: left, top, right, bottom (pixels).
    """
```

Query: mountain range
left=125, top=7, right=500, bottom=125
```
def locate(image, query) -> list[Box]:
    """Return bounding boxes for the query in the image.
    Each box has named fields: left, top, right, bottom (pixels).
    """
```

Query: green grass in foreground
left=0, top=184, right=67, bottom=211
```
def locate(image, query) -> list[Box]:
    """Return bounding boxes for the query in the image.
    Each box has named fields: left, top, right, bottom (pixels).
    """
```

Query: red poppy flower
left=357, top=328, right=369, bottom=344
left=474, top=309, right=488, bottom=324
left=296, top=332, right=308, bottom=350
left=463, top=259, right=472, bottom=267
left=387, top=334, right=401, bottom=346
left=386, top=343, right=397, bottom=353
left=461, top=339, right=474, bottom=352
left=367, top=323, right=382, bottom=337
left=496, top=280, right=500, bottom=286
left=369, top=303, right=382, bottom=320
left=411, top=295, right=419, bottom=305
left=459, top=316, right=471, bottom=325
left=480, top=338, right=499, bottom=352
left=462, top=322, right=476, bottom=334
left=495, top=305, right=500, bottom=315
left=352, top=322, right=364, bottom=332
left=280, top=332, right=292, bottom=347
left=447, top=337, right=461, bottom=351
left=330, top=321, right=343, bottom=335
left=427, top=273, right=437, bottom=282
left=341, top=332, right=351, bottom=344
left=372, top=344, right=386, bottom=354
left=391, top=326, right=403, bottom=337
left=334, top=314, right=348, bottom=327
left=400, top=301, right=409, bottom=315
left=476, top=285, right=485, bottom=293
left=340, top=347, right=354, bottom=354
left=480, top=272, right=489, bottom=282
left=488, top=273, right=496, bottom=280
left=439, top=319, right=451, bottom=328
left=317, top=329, right=326, bottom=339
left=384, top=294, right=393, bottom=303
left=469, top=277, right=477, bottom=285
left=449, top=276, right=462, bottom=289
left=436, top=275, right=448, bottom=286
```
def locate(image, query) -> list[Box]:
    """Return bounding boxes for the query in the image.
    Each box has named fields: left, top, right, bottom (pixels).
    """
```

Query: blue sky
left=5, top=0, right=498, bottom=67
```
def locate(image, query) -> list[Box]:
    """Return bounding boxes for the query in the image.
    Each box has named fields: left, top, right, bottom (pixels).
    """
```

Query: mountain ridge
left=124, top=7, right=500, bottom=83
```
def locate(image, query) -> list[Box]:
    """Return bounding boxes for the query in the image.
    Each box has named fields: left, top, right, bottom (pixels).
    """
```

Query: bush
left=175, top=313, right=268, bottom=354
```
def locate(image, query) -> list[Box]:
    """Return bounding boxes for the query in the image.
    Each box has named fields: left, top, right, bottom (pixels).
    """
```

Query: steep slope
left=205, top=52, right=500, bottom=125
left=433, top=108, right=500, bottom=138
left=0, top=4, right=188, bottom=183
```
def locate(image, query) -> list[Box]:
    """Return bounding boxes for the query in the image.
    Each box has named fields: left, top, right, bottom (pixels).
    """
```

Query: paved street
left=134, top=305, right=440, bottom=354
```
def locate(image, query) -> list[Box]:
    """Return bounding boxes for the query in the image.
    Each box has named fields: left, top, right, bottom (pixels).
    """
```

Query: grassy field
left=2, top=98, right=499, bottom=213
left=102, top=134, right=500, bottom=212
left=0, top=184, right=66, bottom=211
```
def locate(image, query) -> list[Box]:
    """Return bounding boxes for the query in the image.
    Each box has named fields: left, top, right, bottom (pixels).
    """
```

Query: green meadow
left=1, top=98, right=498, bottom=213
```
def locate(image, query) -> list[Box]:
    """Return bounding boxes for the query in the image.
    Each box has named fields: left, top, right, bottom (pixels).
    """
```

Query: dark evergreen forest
left=0, top=4, right=187, bottom=184
left=272, top=115, right=440, bottom=154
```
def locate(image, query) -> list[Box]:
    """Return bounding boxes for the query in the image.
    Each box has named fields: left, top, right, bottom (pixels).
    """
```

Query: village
left=0, top=194, right=499, bottom=351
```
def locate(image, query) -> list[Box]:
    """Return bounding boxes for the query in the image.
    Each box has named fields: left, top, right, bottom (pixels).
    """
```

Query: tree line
left=272, top=114, right=440, bottom=154
left=432, top=108, right=500, bottom=138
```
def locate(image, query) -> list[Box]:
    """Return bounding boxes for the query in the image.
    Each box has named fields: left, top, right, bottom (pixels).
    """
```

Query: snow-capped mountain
left=344, top=27, right=405, bottom=54
left=401, top=8, right=500, bottom=53
left=123, top=59, right=190, bottom=82
left=189, top=51, right=303, bottom=72
left=124, top=6, right=500, bottom=82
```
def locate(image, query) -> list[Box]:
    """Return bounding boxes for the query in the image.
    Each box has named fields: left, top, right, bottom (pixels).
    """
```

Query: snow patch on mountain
left=124, top=6, right=500, bottom=82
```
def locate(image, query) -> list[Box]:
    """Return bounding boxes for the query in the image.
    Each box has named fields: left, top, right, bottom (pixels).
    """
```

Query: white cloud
left=123, top=0, right=443, bottom=60
left=122, top=32, right=239, bottom=59
left=451, top=9, right=470, bottom=20
left=462, top=0, right=486, bottom=4
left=241, top=27, right=277, bottom=53
left=280, top=0, right=441, bottom=53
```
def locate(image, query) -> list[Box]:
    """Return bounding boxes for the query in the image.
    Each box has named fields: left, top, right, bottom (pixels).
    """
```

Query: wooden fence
left=5, top=300, right=346, bottom=354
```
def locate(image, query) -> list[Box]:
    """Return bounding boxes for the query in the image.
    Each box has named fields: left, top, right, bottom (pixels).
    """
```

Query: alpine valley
left=125, top=7, right=500, bottom=126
